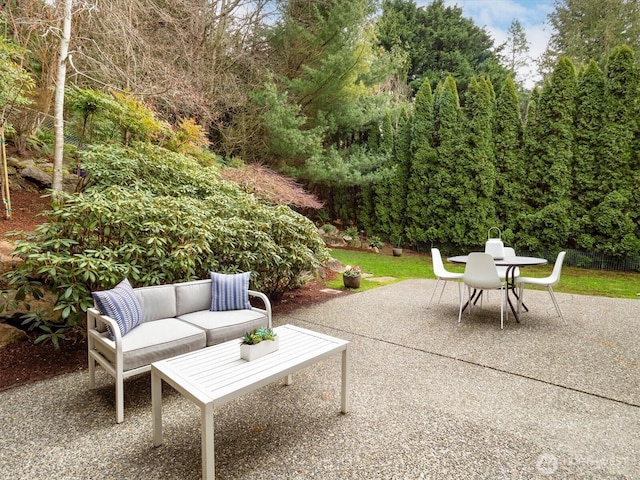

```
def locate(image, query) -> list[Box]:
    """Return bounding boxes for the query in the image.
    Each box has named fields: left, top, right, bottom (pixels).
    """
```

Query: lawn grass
left=328, top=248, right=640, bottom=299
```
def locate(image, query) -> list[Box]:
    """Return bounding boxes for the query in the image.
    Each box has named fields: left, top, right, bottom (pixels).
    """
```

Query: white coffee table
left=151, top=324, right=350, bottom=480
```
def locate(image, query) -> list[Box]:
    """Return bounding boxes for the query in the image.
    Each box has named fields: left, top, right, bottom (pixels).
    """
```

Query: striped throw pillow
left=92, top=278, right=143, bottom=338
left=210, top=271, right=251, bottom=311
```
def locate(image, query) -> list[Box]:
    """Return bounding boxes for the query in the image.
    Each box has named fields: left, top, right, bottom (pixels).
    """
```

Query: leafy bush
left=367, top=235, right=383, bottom=248
left=4, top=144, right=330, bottom=327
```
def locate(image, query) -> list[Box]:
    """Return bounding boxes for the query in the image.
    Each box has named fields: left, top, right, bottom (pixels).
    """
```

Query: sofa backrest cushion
left=92, top=278, right=143, bottom=337
left=210, top=271, right=251, bottom=311
left=175, top=279, right=212, bottom=316
left=134, top=284, right=177, bottom=322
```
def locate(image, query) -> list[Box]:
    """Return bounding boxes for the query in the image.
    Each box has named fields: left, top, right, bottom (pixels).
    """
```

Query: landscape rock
left=20, top=166, right=53, bottom=189
left=0, top=322, right=27, bottom=348
left=0, top=288, right=60, bottom=323
left=8, top=157, right=36, bottom=169
left=0, top=240, right=22, bottom=275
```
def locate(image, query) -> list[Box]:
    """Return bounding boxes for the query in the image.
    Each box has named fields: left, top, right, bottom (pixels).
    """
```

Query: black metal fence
left=536, top=248, right=640, bottom=272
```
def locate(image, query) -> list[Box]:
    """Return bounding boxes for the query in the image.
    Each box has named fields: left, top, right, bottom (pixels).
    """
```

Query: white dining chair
left=516, top=251, right=567, bottom=324
left=428, top=248, right=463, bottom=308
left=497, top=247, right=520, bottom=280
left=459, top=252, right=508, bottom=329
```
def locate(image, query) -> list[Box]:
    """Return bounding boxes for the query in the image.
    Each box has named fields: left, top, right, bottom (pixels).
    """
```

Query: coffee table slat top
left=151, top=324, right=348, bottom=406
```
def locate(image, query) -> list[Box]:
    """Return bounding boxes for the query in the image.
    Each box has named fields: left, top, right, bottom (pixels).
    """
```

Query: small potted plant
left=342, top=264, right=362, bottom=289
left=240, top=327, right=279, bottom=361
left=391, top=234, right=403, bottom=256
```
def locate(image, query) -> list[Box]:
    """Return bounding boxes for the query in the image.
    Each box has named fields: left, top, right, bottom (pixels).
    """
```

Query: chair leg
left=458, top=285, right=467, bottom=323
left=500, top=287, right=505, bottom=329
left=437, top=280, right=448, bottom=304
left=427, top=278, right=442, bottom=309
left=548, top=286, right=567, bottom=324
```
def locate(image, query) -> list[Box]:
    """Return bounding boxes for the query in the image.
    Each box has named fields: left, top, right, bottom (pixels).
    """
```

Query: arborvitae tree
left=599, top=46, right=639, bottom=193
left=429, top=75, right=470, bottom=248
left=357, top=124, right=381, bottom=234
left=493, top=76, right=524, bottom=240
left=372, top=113, right=396, bottom=237
left=388, top=109, right=411, bottom=247
left=380, top=112, right=395, bottom=155
left=520, top=58, right=577, bottom=252
left=406, top=78, right=436, bottom=245
left=573, top=61, right=605, bottom=228
left=367, top=122, right=380, bottom=152
left=462, top=76, right=497, bottom=245
left=586, top=45, right=640, bottom=256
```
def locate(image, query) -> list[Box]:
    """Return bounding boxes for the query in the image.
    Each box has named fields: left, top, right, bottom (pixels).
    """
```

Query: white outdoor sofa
left=87, top=278, right=271, bottom=423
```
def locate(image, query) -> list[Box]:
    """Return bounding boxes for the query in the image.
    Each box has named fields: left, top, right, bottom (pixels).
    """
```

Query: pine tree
left=542, top=0, right=640, bottom=73
left=502, top=20, right=530, bottom=85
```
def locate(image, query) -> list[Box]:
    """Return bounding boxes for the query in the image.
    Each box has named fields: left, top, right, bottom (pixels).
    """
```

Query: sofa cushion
left=134, top=284, right=177, bottom=322
left=175, top=279, right=212, bottom=316
left=178, top=309, right=268, bottom=346
left=92, top=279, right=143, bottom=338
left=96, top=318, right=207, bottom=371
left=210, top=271, right=251, bottom=311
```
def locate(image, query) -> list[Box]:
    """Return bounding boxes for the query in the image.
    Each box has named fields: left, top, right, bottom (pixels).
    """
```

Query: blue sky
left=416, top=0, right=556, bottom=87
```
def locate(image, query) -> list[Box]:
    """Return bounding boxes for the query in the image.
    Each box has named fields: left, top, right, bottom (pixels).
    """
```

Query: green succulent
left=241, top=328, right=277, bottom=345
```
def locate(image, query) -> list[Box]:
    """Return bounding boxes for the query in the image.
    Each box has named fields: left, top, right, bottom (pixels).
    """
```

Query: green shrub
left=4, top=144, right=330, bottom=327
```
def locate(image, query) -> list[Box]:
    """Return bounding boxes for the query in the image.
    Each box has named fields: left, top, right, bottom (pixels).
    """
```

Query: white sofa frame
left=87, top=281, right=271, bottom=423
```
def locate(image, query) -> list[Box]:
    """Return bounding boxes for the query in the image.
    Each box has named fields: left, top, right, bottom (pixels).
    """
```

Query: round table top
left=447, top=255, right=548, bottom=267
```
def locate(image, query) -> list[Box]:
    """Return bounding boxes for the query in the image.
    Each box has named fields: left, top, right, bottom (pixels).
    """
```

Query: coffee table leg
left=341, top=346, right=351, bottom=413
left=151, top=369, right=163, bottom=447
left=202, top=403, right=215, bottom=480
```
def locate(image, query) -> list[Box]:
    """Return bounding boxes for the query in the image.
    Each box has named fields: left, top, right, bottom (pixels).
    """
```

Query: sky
left=417, top=0, right=557, bottom=88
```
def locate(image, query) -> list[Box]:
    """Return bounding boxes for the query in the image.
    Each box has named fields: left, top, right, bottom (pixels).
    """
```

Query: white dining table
left=447, top=255, right=548, bottom=322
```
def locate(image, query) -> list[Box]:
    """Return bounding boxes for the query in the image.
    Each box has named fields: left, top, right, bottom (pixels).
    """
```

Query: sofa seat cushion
left=178, top=309, right=268, bottom=346
left=97, top=318, right=206, bottom=371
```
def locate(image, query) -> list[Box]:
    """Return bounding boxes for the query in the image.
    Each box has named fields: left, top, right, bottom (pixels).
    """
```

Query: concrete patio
left=1, top=279, right=638, bottom=479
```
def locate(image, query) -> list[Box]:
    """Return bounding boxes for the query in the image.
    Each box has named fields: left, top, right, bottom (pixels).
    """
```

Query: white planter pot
left=240, top=336, right=279, bottom=361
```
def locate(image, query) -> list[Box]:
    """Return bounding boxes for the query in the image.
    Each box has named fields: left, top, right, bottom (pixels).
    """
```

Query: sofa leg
left=116, top=375, right=124, bottom=424
left=88, top=355, right=96, bottom=389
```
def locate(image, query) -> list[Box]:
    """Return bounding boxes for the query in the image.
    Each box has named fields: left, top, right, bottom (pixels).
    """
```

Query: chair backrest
left=431, top=248, right=446, bottom=277
left=464, top=252, right=502, bottom=289
left=504, top=247, right=516, bottom=257
left=548, top=251, right=566, bottom=285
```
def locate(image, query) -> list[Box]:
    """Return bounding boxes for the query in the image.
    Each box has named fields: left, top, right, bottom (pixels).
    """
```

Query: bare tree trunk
left=53, top=0, right=72, bottom=193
